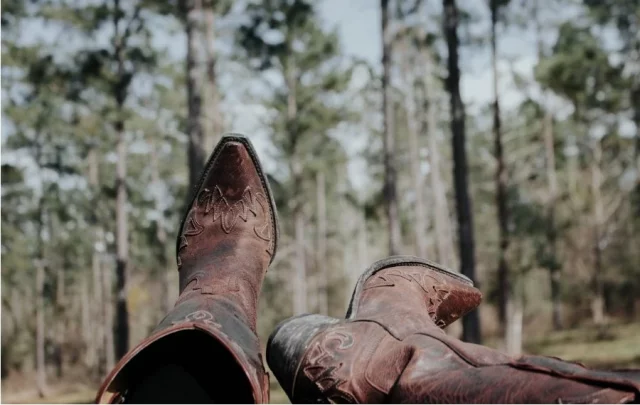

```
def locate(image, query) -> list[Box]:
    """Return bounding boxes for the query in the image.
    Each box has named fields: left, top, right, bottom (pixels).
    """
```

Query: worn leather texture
left=95, top=134, right=278, bottom=404
left=269, top=256, right=640, bottom=404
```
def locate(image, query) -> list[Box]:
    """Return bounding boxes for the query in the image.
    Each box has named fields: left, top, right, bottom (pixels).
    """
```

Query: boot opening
left=112, top=330, right=254, bottom=403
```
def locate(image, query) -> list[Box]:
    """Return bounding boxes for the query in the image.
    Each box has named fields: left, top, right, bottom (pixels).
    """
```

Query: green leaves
left=536, top=22, right=626, bottom=117
left=237, top=0, right=357, bottom=162
left=1, top=164, right=24, bottom=186
left=584, top=0, right=639, bottom=49
left=39, top=3, right=112, bottom=33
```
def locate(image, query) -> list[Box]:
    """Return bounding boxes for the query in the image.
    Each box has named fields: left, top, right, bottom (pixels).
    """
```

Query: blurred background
left=1, top=0, right=639, bottom=403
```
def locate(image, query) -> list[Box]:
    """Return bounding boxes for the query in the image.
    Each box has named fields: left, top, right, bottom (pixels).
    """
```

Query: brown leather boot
left=96, top=134, right=278, bottom=404
left=268, top=256, right=640, bottom=404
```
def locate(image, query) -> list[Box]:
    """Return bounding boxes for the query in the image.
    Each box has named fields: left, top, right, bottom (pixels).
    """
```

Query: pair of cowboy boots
left=96, top=135, right=640, bottom=404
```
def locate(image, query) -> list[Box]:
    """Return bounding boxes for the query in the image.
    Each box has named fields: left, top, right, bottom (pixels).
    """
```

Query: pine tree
left=443, top=0, right=482, bottom=343
left=537, top=21, right=627, bottom=324
left=381, top=0, right=403, bottom=255
left=237, top=0, right=356, bottom=318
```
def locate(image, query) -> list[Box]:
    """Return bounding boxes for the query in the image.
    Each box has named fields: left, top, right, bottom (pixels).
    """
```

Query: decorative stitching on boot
left=301, top=329, right=357, bottom=403
left=197, top=186, right=270, bottom=237
left=364, top=270, right=451, bottom=325
left=171, top=310, right=222, bottom=329
left=178, top=185, right=272, bottom=269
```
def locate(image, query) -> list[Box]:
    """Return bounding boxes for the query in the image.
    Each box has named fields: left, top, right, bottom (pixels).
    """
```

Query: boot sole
left=346, top=255, right=472, bottom=319
left=176, top=133, right=280, bottom=264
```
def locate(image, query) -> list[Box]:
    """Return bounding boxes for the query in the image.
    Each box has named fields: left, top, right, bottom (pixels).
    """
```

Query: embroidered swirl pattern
left=301, top=329, right=358, bottom=403
left=171, top=310, right=222, bottom=329
left=365, top=270, right=451, bottom=327
left=177, top=185, right=271, bottom=267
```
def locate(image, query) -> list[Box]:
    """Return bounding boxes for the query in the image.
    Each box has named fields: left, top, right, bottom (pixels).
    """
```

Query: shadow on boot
left=267, top=256, right=640, bottom=404
left=96, top=134, right=279, bottom=404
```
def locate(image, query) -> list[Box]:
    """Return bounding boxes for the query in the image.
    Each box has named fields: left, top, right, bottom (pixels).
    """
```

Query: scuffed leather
left=391, top=332, right=638, bottom=404
left=176, top=138, right=276, bottom=331
left=291, top=321, right=414, bottom=404
left=283, top=260, right=640, bottom=404
left=96, top=135, right=277, bottom=404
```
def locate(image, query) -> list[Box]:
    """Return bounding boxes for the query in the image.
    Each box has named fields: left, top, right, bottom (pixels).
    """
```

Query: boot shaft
left=96, top=298, right=269, bottom=403
left=96, top=135, right=278, bottom=404
left=268, top=315, right=413, bottom=403
left=176, top=135, right=278, bottom=331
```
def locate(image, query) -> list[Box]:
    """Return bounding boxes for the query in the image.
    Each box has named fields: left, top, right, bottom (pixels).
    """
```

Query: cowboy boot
left=96, top=134, right=279, bottom=404
left=268, top=256, right=640, bottom=404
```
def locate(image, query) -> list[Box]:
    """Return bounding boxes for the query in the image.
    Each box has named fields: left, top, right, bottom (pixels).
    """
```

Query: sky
left=1, top=1, right=585, bottom=193
left=317, top=0, right=533, bottom=112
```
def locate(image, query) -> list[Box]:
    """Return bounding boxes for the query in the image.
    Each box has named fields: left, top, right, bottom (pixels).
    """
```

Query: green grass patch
left=524, top=321, right=640, bottom=369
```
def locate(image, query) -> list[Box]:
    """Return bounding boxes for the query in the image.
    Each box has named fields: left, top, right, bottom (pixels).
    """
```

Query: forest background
left=2, top=0, right=639, bottom=402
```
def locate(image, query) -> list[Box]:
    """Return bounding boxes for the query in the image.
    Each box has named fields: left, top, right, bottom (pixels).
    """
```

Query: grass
left=4, top=379, right=290, bottom=404
left=41, top=388, right=97, bottom=404
left=1, top=384, right=96, bottom=404
left=5, top=321, right=638, bottom=404
left=525, top=321, right=640, bottom=369
left=269, top=382, right=290, bottom=404
left=4, top=383, right=290, bottom=404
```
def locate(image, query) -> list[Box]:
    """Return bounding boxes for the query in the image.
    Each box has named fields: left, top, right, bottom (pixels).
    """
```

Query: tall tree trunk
left=21, top=287, right=35, bottom=373
left=632, top=86, right=640, bottom=215
left=625, top=212, right=636, bottom=318
left=113, top=147, right=127, bottom=357
left=184, top=0, right=206, bottom=195
left=316, top=171, right=329, bottom=315
left=420, top=45, right=456, bottom=268
left=114, top=122, right=129, bottom=359
left=92, top=248, right=105, bottom=374
left=103, top=256, right=115, bottom=372
left=88, top=147, right=105, bottom=374
left=632, top=86, right=640, bottom=318
left=543, top=112, right=562, bottom=329
left=505, top=299, right=523, bottom=355
left=149, top=135, right=173, bottom=314
left=35, top=259, right=47, bottom=397
left=286, top=52, right=307, bottom=315
left=34, top=138, right=47, bottom=396
left=567, top=133, right=580, bottom=204
left=357, top=211, right=369, bottom=283
left=203, top=0, right=222, bottom=151
left=490, top=0, right=511, bottom=335
left=443, top=0, right=481, bottom=343
left=400, top=43, right=427, bottom=258
left=81, top=273, right=91, bottom=369
left=340, top=198, right=355, bottom=307
left=293, top=204, right=307, bottom=315
left=55, top=267, right=65, bottom=378
left=590, top=139, right=606, bottom=325
left=534, top=3, right=562, bottom=330
left=291, top=147, right=306, bottom=316
left=381, top=0, right=402, bottom=255
left=113, top=0, right=130, bottom=359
